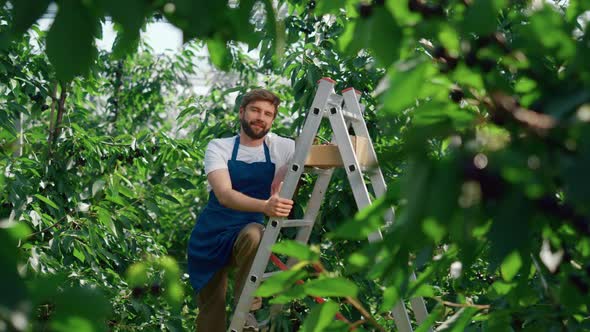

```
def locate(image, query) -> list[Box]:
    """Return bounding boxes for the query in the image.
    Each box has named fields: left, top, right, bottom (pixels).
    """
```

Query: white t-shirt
left=204, top=133, right=295, bottom=189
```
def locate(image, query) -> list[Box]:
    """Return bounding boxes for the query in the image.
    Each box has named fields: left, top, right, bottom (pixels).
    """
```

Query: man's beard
left=241, top=117, right=269, bottom=139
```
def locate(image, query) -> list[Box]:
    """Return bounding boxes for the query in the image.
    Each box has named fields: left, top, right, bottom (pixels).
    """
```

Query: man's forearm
left=217, top=189, right=266, bottom=213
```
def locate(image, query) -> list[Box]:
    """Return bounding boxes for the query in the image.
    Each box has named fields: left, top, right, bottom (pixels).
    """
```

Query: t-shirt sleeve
left=204, top=139, right=229, bottom=175
left=274, top=136, right=295, bottom=168
left=284, top=138, right=295, bottom=163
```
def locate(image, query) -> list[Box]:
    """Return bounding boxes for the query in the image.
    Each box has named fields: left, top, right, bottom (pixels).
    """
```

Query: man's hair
left=239, top=89, right=280, bottom=116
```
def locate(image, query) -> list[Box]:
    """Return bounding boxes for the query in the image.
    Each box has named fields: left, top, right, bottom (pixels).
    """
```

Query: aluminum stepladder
left=229, top=78, right=432, bottom=332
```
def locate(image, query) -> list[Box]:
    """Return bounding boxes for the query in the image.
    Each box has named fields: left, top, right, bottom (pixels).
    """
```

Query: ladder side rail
left=229, top=213, right=283, bottom=331
left=280, top=79, right=336, bottom=200
left=287, top=109, right=349, bottom=251
left=291, top=170, right=333, bottom=254
left=270, top=169, right=334, bottom=319
left=343, top=90, right=432, bottom=330
left=342, top=89, right=394, bottom=228
left=327, top=103, right=414, bottom=332
left=229, top=79, right=336, bottom=332
left=326, top=102, right=371, bottom=213
left=409, top=272, right=433, bottom=331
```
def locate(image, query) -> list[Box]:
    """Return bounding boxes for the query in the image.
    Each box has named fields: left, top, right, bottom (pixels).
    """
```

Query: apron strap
left=231, top=135, right=240, bottom=161
left=263, top=140, right=271, bottom=163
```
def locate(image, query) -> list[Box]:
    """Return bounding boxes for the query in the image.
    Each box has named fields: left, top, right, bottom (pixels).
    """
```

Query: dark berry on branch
left=408, top=0, right=421, bottom=12
left=475, top=36, right=492, bottom=49
left=359, top=3, right=374, bottom=18
left=41, top=104, right=49, bottom=111
left=465, top=50, right=478, bottom=67
left=308, top=0, right=316, bottom=10
left=150, top=284, right=162, bottom=295
left=449, top=87, right=464, bottom=103
left=421, top=4, right=444, bottom=17
left=569, top=275, right=589, bottom=294
left=432, top=45, right=447, bottom=59
left=31, top=93, right=43, bottom=102
left=479, top=58, right=495, bottom=72
left=439, top=55, right=458, bottom=73
left=132, top=287, right=145, bottom=299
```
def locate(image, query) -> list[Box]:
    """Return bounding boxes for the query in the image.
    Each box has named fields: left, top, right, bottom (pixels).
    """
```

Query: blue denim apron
left=188, top=136, right=275, bottom=293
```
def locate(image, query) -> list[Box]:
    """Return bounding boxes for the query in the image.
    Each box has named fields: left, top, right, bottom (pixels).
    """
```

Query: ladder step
left=282, top=219, right=314, bottom=228
left=322, top=109, right=361, bottom=122
left=262, top=271, right=280, bottom=281
left=341, top=110, right=362, bottom=122
left=304, top=166, right=334, bottom=174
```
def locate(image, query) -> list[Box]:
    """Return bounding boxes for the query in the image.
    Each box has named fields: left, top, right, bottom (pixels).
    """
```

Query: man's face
left=239, top=100, right=276, bottom=140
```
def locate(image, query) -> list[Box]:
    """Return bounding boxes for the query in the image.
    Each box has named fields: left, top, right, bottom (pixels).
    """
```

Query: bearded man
left=187, top=89, right=295, bottom=331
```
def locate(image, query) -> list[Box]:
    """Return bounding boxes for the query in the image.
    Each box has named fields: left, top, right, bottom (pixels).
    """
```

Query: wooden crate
left=304, top=136, right=372, bottom=168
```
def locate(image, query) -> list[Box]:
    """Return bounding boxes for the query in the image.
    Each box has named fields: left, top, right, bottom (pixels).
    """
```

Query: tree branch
left=52, top=82, right=68, bottom=144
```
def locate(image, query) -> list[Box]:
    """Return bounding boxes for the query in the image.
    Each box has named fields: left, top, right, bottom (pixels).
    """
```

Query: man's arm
left=208, top=169, right=293, bottom=217
left=271, top=163, right=289, bottom=195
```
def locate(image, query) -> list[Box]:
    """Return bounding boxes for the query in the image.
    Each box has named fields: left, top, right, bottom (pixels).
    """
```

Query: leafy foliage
left=2, top=0, right=590, bottom=331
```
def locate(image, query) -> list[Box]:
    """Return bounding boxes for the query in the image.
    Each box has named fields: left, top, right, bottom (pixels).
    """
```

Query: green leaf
left=10, top=0, right=51, bottom=35
left=439, top=307, right=478, bottom=332
left=169, top=178, right=196, bottom=190
left=73, top=247, right=86, bottom=263
left=51, top=316, right=94, bottom=332
left=102, top=0, right=148, bottom=57
left=126, top=262, right=148, bottom=287
left=92, top=179, right=106, bottom=197
left=300, top=302, right=339, bottom=332
left=303, top=277, right=358, bottom=298
left=341, top=10, right=402, bottom=67
left=46, top=0, right=99, bottom=81
left=315, top=0, right=347, bottom=15
left=34, top=194, right=59, bottom=210
left=488, top=281, right=516, bottom=299
left=49, top=287, right=111, bottom=332
left=272, top=240, right=319, bottom=262
left=164, top=282, right=184, bottom=311
left=0, top=227, right=29, bottom=315
left=269, top=283, right=306, bottom=304
left=255, top=269, right=307, bottom=297
left=145, top=199, right=161, bottom=215
left=412, top=284, right=436, bottom=298
left=207, top=37, right=231, bottom=70
left=500, top=251, right=522, bottom=282
left=415, top=304, right=445, bottom=332
left=382, top=60, right=433, bottom=113
left=462, top=0, right=508, bottom=36
left=329, top=199, right=387, bottom=240
left=422, top=217, right=446, bottom=243
left=380, top=285, right=400, bottom=313
left=413, top=101, right=474, bottom=129
left=97, top=207, right=117, bottom=236
left=158, top=193, right=181, bottom=204
left=348, top=252, right=369, bottom=270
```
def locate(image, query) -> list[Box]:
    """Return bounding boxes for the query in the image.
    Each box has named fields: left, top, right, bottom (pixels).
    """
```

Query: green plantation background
left=1, top=0, right=590, bottom=331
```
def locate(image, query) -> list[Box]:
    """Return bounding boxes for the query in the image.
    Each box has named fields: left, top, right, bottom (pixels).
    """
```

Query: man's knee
left=241, top=223, right=263, bottom=245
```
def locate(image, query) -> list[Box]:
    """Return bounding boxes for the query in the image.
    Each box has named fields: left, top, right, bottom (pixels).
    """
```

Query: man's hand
left=264, top=182, right=293, bottom=217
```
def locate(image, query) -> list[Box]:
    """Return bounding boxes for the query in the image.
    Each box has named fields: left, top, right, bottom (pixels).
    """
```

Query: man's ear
left=239, top=106, right=244, bottom=118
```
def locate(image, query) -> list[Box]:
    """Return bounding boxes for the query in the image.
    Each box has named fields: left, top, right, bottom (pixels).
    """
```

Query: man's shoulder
left=208, top=135, right=237, bottom=149
left=267, top=133, right=295, bottom=146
